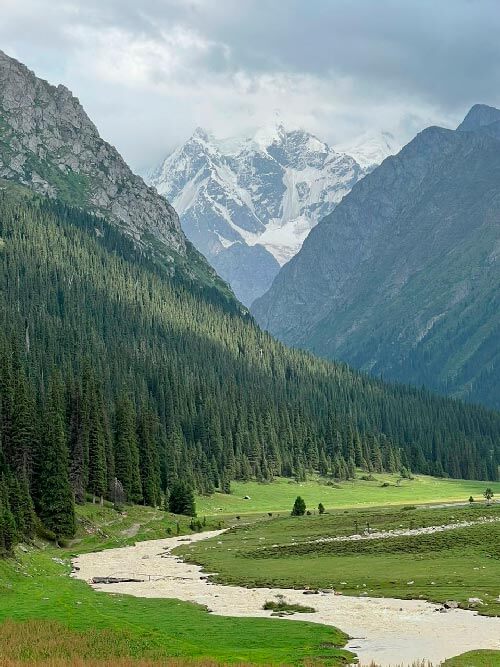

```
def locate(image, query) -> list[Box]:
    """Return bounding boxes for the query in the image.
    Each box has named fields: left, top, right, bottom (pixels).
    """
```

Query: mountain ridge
left=147, top=123, right=368, bottom=305
left=252, top=110, right=500, bottom=408
left=1, top=53, right=499, bottom=554
left=0, top=49, right=238, bottom=304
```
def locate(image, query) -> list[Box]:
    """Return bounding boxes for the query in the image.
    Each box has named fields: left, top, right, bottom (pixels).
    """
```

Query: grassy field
left=196, top=474, right=500, bottom=516
left=0, top=503, right=353, bottom=666
left=71, top=503, right=222, bottom=553
left=178, top=503, right=500, bottom=616
left=442, top=651, right=500, bottom=666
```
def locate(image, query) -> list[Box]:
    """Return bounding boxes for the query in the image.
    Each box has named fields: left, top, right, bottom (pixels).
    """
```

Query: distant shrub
left=35, top=521, right=56, bottom=543
left=263, top=594, right=315, bottom=614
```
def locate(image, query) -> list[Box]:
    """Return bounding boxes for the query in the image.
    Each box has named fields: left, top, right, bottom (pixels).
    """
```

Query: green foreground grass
left=196, top=474, right=500, bottom=516
left=178, top=503, right=500, bottom=616
left=442, top=651, right=500, bottom=667
left=0, top=503, right=353, bottom=666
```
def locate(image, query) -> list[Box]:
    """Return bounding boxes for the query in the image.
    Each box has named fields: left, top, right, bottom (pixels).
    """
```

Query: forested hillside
left=0, top=49, right=234, bottom=307
left=1, top=180, right=499, bottom=552
left=252, top=107, right=500, bottom=409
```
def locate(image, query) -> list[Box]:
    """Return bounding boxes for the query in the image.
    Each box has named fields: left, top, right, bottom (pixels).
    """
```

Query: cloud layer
left=3, top=0, right=500, bottom=169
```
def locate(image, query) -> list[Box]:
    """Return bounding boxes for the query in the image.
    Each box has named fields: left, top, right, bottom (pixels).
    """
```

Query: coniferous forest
left=1, top=181, right=499, bottom=551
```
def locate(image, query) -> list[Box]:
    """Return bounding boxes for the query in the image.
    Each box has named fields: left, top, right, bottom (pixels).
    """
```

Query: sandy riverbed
left=73, top=530, right=500, bottom=666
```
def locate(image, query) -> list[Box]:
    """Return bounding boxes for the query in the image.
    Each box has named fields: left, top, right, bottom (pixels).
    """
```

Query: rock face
left=147, top=125, right=366, bottom=305
left=0, top=50, right=186, bottom=258
left=252, top=108, right=500, bottom=409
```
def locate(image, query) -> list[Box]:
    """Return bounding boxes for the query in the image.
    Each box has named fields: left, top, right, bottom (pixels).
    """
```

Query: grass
left=262, top=595, right=316, bottom=614
left=442, top=650, right=500, bottom=666
left=354, top=657, right=500, bottom=667
left=196, top=474, right=500, bottom=517
left=0, top=619, right=278, bottom=665
left=178, top=503, right=500, bottom=616
left=71, top=502, right=225, bottom=554
left=357, top=656, right=500, bottom=667
left=0, top=503, right=353, bottom=666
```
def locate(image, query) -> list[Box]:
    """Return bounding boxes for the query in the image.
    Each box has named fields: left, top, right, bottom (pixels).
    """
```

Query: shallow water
left=73, top=530, right=500, bottom=666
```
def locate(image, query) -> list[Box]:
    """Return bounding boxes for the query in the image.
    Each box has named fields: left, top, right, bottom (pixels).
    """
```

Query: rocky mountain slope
left=0, top=49, right=233, bottom=299
left=252, top=105, right=500, bottom=409
left=147, top=125, right=366, bottom=305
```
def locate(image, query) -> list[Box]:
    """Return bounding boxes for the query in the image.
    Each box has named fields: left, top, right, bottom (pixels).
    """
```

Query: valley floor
left=1, top=480, right=500, bottom=666
left=74, top=528, right=500, bottom=667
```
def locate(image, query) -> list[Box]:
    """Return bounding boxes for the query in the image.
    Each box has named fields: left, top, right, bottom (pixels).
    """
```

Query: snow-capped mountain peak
left=337, top=130, right=400, bottom=170
left=147, top=124, right=367, bottom=305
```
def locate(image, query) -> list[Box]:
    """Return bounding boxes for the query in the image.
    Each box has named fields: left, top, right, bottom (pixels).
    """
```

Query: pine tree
left=35, top=371, right=75, bottom=540
left=0, top=502, right=16, bottom=553
left=291, top=496, right=306, bottom=516
left=11, top=364, right=36, bottom=478
left=168, top=481, right=196, bottom=516
left=114, top=395, right=138, bottom=501
left=137, top=407, right=161, bottom=507
left=68, top=382, right=89, bottom=503
left=7, top=473, right=35, bottom=538
left=87, top=374, right=107, bottom=504
left=318, top=449, right=329, bottom=476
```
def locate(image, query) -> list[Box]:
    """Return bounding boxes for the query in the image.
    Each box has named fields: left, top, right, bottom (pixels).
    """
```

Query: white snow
left=337, top=130, right=400, bottom=170
left=172, top=172, right=207, bottom=214
left=146, top=124, right=390, bottom=268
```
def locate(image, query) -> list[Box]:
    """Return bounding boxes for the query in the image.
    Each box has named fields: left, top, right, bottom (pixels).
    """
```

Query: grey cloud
left=2, top=0, right=500, bottom=168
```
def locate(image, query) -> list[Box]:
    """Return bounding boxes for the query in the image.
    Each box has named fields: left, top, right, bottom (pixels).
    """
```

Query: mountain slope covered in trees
left=0, top=49, right=233, bottom=305
left=1, top=180, right=499, bottom=552
left=252, top=106, right=500, bottom=409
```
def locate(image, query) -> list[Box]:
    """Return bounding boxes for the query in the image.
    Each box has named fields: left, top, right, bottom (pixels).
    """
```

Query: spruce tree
left=35, top=371, right=75, bottom=540
left=137, top=407, right=161, bottom=507
left=291, top=496, right=306, bottom=516
left=168, top=481, right=196, bottom=516
left=68, top=382, right=89, bottom=503
left=87, top=374, right=107, bottom=504
left=114, top=395, right=137, bottom=501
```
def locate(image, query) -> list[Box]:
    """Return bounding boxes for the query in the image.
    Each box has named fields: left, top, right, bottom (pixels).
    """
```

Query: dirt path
left=73, top=530, right=500, bottom=667
left=120, top=523, right=141, bottom=538
left=265, top=516, right=500, bottom=550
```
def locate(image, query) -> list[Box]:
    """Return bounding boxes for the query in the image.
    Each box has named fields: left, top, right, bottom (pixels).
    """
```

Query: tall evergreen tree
left=114, top=395, right=142, bottom=502
left=137, top=407, right=161, bottom=507
left=168, top=481, right=196, bottom=516
left=34, top=371, right=75, bottom=540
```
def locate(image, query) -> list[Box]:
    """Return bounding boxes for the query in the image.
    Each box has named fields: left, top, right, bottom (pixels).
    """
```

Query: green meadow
left=195, top=474, right=500, bottom=516
left=1, top=478, right=499, bottom=665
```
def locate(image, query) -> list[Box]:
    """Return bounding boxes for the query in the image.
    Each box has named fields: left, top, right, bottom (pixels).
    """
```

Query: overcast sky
left=3, top=0, right=500, bottom=170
